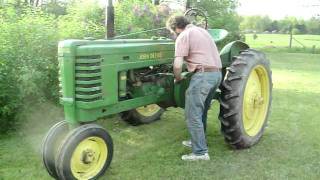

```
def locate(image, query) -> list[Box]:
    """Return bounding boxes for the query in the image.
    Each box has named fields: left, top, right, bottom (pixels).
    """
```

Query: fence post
left=289, top=25, right=293, bottom=48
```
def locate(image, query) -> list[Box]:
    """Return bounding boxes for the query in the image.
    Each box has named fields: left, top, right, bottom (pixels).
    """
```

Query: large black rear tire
left=219, top=49, right=272, bottom=149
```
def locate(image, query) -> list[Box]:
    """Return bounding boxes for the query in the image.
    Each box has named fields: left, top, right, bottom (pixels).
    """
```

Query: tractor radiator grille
left=75, top=56, right=103, bottom=102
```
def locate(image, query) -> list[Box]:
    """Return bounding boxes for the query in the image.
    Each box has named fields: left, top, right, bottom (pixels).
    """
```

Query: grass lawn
left=245, top=34, right=320, bottom=54
left=1, top=52, right=320, bottom=180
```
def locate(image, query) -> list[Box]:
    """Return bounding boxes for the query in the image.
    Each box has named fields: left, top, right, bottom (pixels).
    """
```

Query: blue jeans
left=185, top=72, right=222, bottom=155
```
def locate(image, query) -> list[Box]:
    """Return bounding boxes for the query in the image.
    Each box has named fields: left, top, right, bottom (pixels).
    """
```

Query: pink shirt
left=175, top=24, right=222, bottom=72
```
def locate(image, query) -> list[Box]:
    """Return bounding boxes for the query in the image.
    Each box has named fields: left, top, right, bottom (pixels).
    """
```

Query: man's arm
left=174, top=31, right=189, bottom=82
left=173, top=56, right=184, bottom=82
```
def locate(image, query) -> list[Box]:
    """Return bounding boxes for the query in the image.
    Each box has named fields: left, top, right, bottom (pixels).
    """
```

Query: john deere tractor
left=42, top=1, right=272, bottom=179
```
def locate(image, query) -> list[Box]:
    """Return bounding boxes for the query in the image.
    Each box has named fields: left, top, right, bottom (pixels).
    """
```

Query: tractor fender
left=219, top=41, right=250, bottom=67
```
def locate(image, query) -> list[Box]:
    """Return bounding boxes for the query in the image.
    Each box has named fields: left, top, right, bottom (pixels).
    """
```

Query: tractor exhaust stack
left=106, top=0, right=115, bottom=39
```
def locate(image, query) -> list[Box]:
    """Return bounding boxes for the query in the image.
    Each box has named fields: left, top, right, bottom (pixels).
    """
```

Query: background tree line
left=0, top=0, right=240, bottom=133
left=240, top=15, right=320, bottom=35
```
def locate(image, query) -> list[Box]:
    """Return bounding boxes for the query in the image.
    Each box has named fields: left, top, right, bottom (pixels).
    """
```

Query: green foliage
left=189, top=0, right=243, bottom=46
left=0, top=6, right=60, bottom=133
left=306, top=17, right=320, bottom=35
left=292, top=28, right=301, bottom=35
left=241, top=15, right=320, bottom=35
left=0, top=61, right=19, bottom=132
left=114, top=0, right=241, bottom=39
left=190, top=0, right=239, bottom=30
left=42, top=0, right=68, bottom=16
left=58, top=0, right=105, bottom=39
left=114, top=0, right=172, bottom=38
left=240, top=15, right=272, bottom=32
left=0, top=1, right=110, bottom=133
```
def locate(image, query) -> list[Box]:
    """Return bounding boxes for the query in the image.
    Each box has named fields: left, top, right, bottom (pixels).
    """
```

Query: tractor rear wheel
left=219, top=49, right=272, bottom=149
left=121, top=104, right=164, bottom=125
left=55, top=124, right=113, bottom=180
left=42, top=121, right=69, bottom=179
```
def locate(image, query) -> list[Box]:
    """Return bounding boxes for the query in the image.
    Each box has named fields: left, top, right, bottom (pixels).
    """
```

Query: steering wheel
left=184, top=8, right=208, bottom=29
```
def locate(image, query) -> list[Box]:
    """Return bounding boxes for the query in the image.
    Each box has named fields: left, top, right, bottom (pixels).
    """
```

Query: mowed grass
left=1, top=52, right=320, bottom=180
left=245, top=34, right=320, bottom=54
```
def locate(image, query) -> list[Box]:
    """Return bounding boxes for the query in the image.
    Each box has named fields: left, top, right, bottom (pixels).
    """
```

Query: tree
left=240, top=15, right=272, bottom=32
left=42, top=0, right=68, bottom=16
left=58, top=0, right=105, bottom=39
left=268, top=20, right=279, bottom=32
left=306, top=17, right=320, bottom=34
left=193, top=0, right=240, bottom=31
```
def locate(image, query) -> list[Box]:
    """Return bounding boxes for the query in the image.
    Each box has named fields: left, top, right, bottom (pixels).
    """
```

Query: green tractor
left=42, top=1, right=272, bottom=179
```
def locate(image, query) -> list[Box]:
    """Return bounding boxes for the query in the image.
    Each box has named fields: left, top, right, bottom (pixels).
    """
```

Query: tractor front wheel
left=55, top=124, right=113, bottom=180
left=219, top=49, right=272, bottom=149
left=42, top=121, right=69, bottom=179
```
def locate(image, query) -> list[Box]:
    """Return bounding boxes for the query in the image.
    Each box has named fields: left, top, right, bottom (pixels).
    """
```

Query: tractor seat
left=207, top=29, right=229, bottom=43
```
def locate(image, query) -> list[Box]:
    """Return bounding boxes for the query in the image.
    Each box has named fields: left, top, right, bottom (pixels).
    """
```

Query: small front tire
left=55, top=124, right=113, bottom=180
left=42, top=121, right=69, bottom=179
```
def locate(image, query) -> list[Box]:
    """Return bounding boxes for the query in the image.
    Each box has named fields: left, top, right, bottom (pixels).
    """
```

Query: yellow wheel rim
left=71, top=137, right=108, bottom=180
left=136, top=104, right=161, bottom=117
left=243, top=65, right=270, bottom=137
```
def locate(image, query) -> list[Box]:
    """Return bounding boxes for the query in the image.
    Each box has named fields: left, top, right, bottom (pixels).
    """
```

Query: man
left=166, top=16, right=222, bottom=161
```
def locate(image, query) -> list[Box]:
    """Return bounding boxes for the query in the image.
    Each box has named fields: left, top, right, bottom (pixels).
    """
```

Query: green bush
left=0, top=1, right=111, bottom=133
left=114, top=0, right=172, bottom=38
left=0, top=60, right=19, bottom=132
left=58, top=0, right=105, bottom=39
left=0, top=6, right=59, bottom=133
left=292, top=28, right=301, bottom=35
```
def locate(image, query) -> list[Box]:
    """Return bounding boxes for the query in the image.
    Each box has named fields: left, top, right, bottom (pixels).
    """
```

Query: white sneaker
left=181, top=153, right=210, bottom=161
left=182, top=140, right=192, bottom=148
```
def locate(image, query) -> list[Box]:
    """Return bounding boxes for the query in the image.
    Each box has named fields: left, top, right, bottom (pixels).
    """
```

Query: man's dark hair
left=166, top=15, right=190, bottom=32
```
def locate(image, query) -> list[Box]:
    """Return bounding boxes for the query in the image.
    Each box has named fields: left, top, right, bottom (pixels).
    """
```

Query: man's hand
left=173, top=57, right=184, bottom=83
left=174, top=77, right=183, bottom=84
left=174, top=72, right=189, bottom=84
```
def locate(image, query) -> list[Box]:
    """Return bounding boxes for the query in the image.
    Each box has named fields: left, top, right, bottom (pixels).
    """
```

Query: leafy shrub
left=0, top=1, right=113, bottom=133
left=0, top=60, right=19, bottom=132
left=58, top=0, right=106, bottom=39
left=292, top=28, right=301, bottom=35
left=0, top=6, right=59, bottom=133
left=114, top=0, right=172, bottom=38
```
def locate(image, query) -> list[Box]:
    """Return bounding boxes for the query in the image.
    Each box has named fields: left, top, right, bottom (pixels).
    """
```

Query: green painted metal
left=174, top=72, right=192, bottom=108
left=220, top=40, right=250, bottom=67
left=58, top=30, right=249, bottom=124
left=207, top=29, right=229, bottom=43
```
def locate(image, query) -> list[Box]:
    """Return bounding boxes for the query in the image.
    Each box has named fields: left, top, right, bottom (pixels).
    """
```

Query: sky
left=237, top=0, right=320, bottom=20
